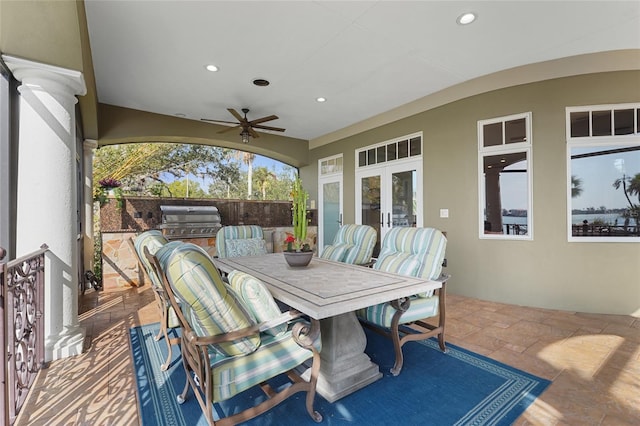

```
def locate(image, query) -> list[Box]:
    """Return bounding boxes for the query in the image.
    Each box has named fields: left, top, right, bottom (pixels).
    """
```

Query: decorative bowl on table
left=283, top=251, right=313, bottom=267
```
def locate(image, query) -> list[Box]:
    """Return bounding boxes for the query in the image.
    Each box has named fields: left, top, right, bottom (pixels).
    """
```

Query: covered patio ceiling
left=1, top=1, right=639, bottom=150
left=85, top=1, right=640, bottom=147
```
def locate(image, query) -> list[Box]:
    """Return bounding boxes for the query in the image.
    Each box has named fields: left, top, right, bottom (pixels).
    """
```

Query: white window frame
left=478, top=112, right=533, bottom=240
left=566, top=103, right=640, bottom=243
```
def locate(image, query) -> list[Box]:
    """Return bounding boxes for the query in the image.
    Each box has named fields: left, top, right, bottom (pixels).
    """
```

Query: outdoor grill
left=159, top=205, right=222, bottom=240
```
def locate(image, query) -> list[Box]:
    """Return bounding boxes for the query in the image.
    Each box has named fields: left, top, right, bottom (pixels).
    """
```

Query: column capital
left=1, top=55, right=86, bottom=97
left=84, top=139, right=98, bottom=150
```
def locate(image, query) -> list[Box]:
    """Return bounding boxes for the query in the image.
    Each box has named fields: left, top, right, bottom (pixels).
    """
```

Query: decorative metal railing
left=1, top=244, right=47, bottom=425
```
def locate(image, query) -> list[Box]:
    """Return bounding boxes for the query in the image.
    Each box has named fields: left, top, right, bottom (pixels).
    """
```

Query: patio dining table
left=213, top=252, right=443, bottom=402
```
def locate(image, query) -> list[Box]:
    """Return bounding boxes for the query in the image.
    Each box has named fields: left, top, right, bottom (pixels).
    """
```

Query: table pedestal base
left=312, top=312, right=382, bottom=402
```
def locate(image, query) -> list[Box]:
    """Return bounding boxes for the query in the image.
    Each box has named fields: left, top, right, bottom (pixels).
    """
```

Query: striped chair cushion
left=374, top=250, right=421, bottom=277
left=320, top=243, right=353, bottom=262
left=375, top=227, right=447, bottom=281
left=328, top=224, right=377, bottom=265
left=209, top=327, right=315, bottom=402
left=228, top=270, right=286, bottom=336
left=356, top=295, right=439, bottom=327
left=133, top=230, right=169, bottom=288
left=216, top=225, right=264, bottom=258
left=159, top=243, right=260, bottom=356
left=225, top=238, right=267, bottom=258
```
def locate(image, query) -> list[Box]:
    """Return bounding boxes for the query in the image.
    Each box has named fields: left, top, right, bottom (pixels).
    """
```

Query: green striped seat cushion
left=216, top=225, right=264, bottom=258
left=374, top=251, right=422, bottom=277
left=209, top=328, right=315, bottom=402
left=320, top=243, right=353, bottom=262
left=228, top=270, right=286, bottom=336
left=324, top=224, right=376, bottom=265
left=159, top=242, right=260, bottom=356
left=374, top=227, right=447, bottom=281
left=356, top=295, right=439, bottom=327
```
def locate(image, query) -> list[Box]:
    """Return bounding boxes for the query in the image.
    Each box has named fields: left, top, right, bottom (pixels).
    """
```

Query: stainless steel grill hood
left=159, top=205, right=222, bottom=239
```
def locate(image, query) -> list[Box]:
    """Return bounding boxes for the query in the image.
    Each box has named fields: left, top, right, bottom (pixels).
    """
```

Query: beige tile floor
left=16, top=286, right=640, bottom=425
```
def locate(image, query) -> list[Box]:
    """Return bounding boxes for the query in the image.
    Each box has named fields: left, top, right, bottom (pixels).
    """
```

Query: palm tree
left=253, top=167, right=276, bottom=200
left=571, top=175, right=583, bottom=198
left=612, top=174, right=636, bottom=209
left=627, top=173, right=640, bottom=203
left=233, top=151, right=256, bottom=199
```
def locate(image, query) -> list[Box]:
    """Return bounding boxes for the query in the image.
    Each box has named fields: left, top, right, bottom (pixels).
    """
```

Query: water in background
left=502, top=214, right=637, bottom=226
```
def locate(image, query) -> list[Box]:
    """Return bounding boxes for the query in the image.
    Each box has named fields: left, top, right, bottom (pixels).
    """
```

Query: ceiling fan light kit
left=201, top=107, right=285, bottom=144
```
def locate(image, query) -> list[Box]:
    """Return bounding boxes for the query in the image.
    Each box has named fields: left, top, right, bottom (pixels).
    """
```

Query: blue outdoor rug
left=130, top=323, right=550, bottom=425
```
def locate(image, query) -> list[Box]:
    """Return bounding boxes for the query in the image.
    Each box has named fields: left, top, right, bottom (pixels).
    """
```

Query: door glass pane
left=376, top=146, right=386, bottom=164
left=410, top=136, right=421, bottom=156
left=386, top=143, right=397, bottom=161
left=358, top=151, right=367, bottom=167
left=367, top=148, right=376, bottom=165
left=361, top=175, right=381, bottom=256
left=322, top=181, right=341, bottom=247
left=398, top=139, right=408, bottom=158
left=391, top=170, right=416, bottom=228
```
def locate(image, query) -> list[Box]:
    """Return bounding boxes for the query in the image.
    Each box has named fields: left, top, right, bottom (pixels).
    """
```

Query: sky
left=571, top=146, right=640, bottom=210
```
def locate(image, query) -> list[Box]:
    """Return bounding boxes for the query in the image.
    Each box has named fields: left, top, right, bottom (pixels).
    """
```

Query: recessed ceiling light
left=253, top=78, right=270, bottom=87
left=456, top=12, right=476, bottom=25
left=316, top=97, right=326, bottom=103
left=174, top=113, right=186, bottom=117
left=205, top=64, right=219, bottom=72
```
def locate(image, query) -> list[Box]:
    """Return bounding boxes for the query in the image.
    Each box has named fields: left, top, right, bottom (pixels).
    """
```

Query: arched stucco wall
left=304, top=70, right=640, bottom=316
left=96, top=104, right=310, bottom=168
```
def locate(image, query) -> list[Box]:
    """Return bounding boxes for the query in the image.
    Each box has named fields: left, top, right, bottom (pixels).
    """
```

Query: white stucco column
left=3, top=55, right=87, bottom=361
left=83, top=139, right=98, bottom=274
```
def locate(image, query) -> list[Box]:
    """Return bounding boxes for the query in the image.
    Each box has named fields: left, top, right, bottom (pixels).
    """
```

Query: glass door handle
left=387, top=212, right=391, bottom=227
left=337, top=214, right=342, bottom=225
left=380, top=213, right=384, bottom=227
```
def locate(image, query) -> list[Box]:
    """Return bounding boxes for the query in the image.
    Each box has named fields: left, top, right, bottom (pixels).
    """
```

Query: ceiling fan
left=201, top=108, right=285, bottom=143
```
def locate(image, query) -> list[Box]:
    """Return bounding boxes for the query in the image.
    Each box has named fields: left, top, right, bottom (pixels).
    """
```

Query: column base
left=46, top=326, right=86, bottom=361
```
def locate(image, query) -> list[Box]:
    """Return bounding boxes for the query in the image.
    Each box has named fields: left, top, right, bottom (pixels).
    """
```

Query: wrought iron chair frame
left=144, top=245, right=323, bottom=426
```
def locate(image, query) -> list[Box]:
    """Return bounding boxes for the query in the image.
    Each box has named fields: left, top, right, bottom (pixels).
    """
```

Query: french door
left=318, top=155, right=343, bottom=251
left=356, top=159, right=422, bottom=256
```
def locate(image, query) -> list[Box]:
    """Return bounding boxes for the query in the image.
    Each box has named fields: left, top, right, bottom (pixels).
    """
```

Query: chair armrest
left=434, top=273, right=450, bottom=284
left=184, top=310, right=306, bottom=346
left=258, top=310, right=304, bottom=333
left=358, top=258, right=376, bottom=268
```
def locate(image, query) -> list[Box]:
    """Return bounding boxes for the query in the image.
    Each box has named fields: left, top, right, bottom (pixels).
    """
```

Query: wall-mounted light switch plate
left=440, top=209, right=449, bottom=218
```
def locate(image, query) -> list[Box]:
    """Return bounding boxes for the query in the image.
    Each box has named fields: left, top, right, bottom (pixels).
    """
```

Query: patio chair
left=215, top=225, right=268, bottom=258
left=356, top=227, right=449, bottom=376
left=320, top=224, right=377, bottom=265
left=146, top=242, right=322, bottom=426
left=129, top=230, right=181, bottom=371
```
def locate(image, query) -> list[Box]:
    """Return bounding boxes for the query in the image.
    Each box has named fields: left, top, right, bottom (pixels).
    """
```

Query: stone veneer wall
left=100, top=195, right=318, bottom=291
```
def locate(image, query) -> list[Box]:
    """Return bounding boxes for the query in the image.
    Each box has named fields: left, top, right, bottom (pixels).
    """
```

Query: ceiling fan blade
left=252, top=124, right=286, bottom=132
left=249, top=127, right=260, bottom=139
left=201, top=118, right=241, bottom=125
left=249, top=115, right=279, bottom=125
left=217, top=125, right=241, bottom=134
left=228, top=108, right=245, bottom=122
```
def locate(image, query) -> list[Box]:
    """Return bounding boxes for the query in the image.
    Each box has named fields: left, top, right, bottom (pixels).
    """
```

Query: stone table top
left=214, top=253, right=442, bottom=319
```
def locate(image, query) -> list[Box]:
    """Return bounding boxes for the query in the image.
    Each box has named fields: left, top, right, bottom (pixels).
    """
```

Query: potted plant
left=94, top=177, right=124, bottom=210
left=284, top=177, right=313, bottom=266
